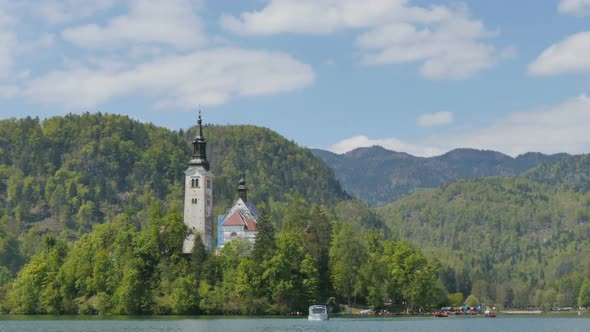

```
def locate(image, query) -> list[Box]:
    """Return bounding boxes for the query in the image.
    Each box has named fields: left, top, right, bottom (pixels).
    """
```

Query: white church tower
left=183, top=112, right=214, bottom=253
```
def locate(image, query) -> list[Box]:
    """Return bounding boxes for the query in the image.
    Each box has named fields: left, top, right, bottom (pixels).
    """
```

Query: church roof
left=221, top=197, right=260, bottom=231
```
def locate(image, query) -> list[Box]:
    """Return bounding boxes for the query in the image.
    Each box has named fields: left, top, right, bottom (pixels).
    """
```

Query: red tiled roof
left=223, top=211, right=245, bottom=226
left=244, top=217, right=257, bottom=231
left=221, top=198, right=259, bottom=232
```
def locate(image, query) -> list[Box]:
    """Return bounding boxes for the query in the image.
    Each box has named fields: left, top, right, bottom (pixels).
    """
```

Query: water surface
left=0, top=315, right=588, bottom=332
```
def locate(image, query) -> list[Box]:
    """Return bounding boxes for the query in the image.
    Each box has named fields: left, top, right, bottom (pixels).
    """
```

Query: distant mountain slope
left=525, top=154, right=590, bottom=192
left=376, top=172, right=590, bottom=307
left=312, top=146, right=569, bottom=206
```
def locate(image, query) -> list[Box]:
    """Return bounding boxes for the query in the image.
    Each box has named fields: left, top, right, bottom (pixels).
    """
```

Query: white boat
left=308, top=305, right=329, bottom=321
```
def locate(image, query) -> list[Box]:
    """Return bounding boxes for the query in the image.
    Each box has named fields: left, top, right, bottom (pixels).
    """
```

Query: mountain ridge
left=312, top=146, right=570, bottom=206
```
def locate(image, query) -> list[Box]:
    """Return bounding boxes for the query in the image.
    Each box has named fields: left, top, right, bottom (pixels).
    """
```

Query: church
left=216, top=178, right=260, bottom=248
left=182, top=114, right=259, bottom=253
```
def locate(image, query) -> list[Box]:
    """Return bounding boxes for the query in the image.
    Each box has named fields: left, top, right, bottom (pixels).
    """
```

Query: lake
left=0, top=315, right=588, bottom=332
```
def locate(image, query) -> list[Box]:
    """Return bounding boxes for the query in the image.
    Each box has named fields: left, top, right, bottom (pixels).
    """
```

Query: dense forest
left=0, top=113, right=447, bottom=314
left=1, top=201, right=446, bottom=315
left=377, top=171, right=590, bottom=310
left=0, top=113, right=348, bottom=262
left=3, top=112, right=590, bottom=315
left=313, top=146, right=568, bottom=206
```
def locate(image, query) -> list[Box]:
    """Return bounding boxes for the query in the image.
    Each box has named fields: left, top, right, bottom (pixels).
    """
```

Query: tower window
left=207, top=179, right=211, bottom=188
left=190, top=178, right=200, bottom=188
left=192, top=198, right=197, bottom=204
left=196, top=178, right=200, bottom=188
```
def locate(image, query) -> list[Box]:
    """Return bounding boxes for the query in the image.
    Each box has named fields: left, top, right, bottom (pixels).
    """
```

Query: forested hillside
left=525, top=154, right=590, bottom=192
left=313, top=146, right=568, bottom=206
left=0, top=113, right=452, bottom=315
left=377, top=167, right=590, bottom=309
left=0, top=113, right=349, bottom=271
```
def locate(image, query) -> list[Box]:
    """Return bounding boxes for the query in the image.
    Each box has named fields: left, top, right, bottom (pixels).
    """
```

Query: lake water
left=0, top=316, right=588, bottom=332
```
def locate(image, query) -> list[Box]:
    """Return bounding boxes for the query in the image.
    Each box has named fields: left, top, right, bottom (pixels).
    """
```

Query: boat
left=484, top=309, right=496, bottom=317
left=434, top=311, right=449, bottom=317
left=308, top=305, right=329, bottom=321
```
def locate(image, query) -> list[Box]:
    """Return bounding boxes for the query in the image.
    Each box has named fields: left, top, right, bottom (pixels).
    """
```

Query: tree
left=362, top=232, right=388, bottom=310
left=448, top=293, right=464, bottom=307
left=252, top=209, right=275, bottom=263
left=303, top=205, right=332, bottom=300
left=172, top=276, right=199, bottom=314
left=465, top=294, right=480, bottom=307
left=578, top=279, right=590, bottom=307
left=329, top=222, right=366, bottom=306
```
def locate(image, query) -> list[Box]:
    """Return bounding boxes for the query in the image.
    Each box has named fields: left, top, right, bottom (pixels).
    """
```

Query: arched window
left=191, top=179, right=195, bottom=188
left=230, top=232, right=237, bottom=238
left=196, top=178, right=200, bottom=188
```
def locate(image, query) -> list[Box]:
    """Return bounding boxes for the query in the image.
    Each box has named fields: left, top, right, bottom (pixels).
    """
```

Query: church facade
left=217, top=178, right=260, bottom=248
left=182, top=113, right=214, bottom=253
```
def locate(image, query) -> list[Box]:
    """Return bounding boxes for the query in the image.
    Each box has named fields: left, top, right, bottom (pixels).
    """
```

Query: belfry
left=183, top=112, right=214, bottom=252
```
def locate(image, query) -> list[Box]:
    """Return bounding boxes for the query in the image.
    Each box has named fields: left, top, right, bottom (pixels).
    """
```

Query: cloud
left=0, top=84, right=18, bottom=98
left=22, top=48, right=315, bottom=109
left=329, top=94, right=590, bottom=157
left=357, top=19, right=500, bottom=79
left=31, top=0, right=116, bottom=24
left=221, top=0, right=402, bottom=35
left=417, top=111, right=453, bottom=127
left=328, top=135, right=447, bottom=156
left=528, top=31, right=590, bottom=75
left=62, top=0, right=206, bottom=49
left=558, top=0, right=590, bottom=16
left=0, top=6, right=17, bottom=79
left=221, top=0, right=506, bottom=79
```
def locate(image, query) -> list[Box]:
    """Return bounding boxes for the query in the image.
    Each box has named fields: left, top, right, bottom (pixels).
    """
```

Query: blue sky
left=1, top=0, right=590, bottom=157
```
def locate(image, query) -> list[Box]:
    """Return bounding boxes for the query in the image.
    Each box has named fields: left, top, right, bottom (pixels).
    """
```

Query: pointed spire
left=237, top=177, right=248, bottom=202
left=189, top=108, right=209, bottom=170
left=196, top=109, right=204, bottom=139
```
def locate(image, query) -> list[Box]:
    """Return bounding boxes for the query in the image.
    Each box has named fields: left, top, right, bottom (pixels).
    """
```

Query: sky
left=0, top=0, right=590, bottom=157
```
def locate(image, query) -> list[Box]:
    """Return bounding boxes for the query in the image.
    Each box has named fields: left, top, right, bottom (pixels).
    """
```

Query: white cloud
left=329, top=94, right=590, bottom=157
left=0, top=3, right=56, bottom=81
left=528, top=31, right=590, bottom=75
left=62, top=0, right=206, bottom=50
left=558, top=0, right=590, bottom=15
left=221, top=0, right=403, bottom=35
left=221, top=0, right=505, bottom=79
left=0, top=6, right=17, bottom=79
left=357, top=18, right=500, bottom=79
left=0, top=84, right=17, bottom=98
left=328, top=135, right=446, bottom=156
left=22, top=48, right=315, bottom=109
left=31, top=0, right=116, bottom=24
left=417, top=111, right=453, bottom=127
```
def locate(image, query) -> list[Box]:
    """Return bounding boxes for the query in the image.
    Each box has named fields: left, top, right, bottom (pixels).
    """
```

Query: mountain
left=312, top=146, right=569, bottom=206
left=375, top=153, right=590, bottom=308
left=0, top=113, right=350, bottom=265
left=524, top=154, right=590, bottom=192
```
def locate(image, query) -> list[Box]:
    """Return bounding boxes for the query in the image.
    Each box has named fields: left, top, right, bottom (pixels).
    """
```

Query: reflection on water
left=0, top=316, right=589, bottom=332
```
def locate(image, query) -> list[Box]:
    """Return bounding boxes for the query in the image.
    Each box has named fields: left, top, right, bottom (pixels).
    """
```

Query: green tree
left=172, top=276, right=199, bottom=314
left=329, top=222, right=366, bottom=306
left=578, top=279, right=590, bottom=307
left=448, top=292, right=464, bottom=307
left=465, top=294, right=480, bottom=307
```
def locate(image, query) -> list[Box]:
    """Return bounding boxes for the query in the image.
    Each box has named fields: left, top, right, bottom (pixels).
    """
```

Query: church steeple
left=190, top=111, right=209, bottom=171
left=237, top=177, right=248, bottom=202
